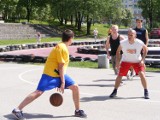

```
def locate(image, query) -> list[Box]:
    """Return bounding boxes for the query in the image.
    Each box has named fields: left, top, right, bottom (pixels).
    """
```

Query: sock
left=75, top=110, right=79, bottom=112
left=144, top=89, right=148, bottom=92
left=14, top=108, right=21, bottom=112
left=114, top=89, right=117, bottom=92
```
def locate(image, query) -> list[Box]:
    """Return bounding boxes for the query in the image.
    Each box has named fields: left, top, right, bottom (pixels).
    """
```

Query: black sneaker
left=75, top=110, right=87, bottom=118
left=12, top=109, right=26, bottom=120
left=144, top=91, right=149, bottom=99
left=109, top=89, right=117, bottom=98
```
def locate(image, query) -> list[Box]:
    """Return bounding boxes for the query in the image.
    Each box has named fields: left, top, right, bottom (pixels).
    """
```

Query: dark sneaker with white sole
left=12, top=109, right=26, bottom=120
left=75, top=110, right=87, bottom=118
left=109, top=89, right=117, bottom=98
left=144, top=90, right=150, bottom=99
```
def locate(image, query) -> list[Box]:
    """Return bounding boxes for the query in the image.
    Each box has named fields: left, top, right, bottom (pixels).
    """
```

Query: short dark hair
left=136, top=18, right=143, bottom=22
left=62, top=29, right=74, bottom=42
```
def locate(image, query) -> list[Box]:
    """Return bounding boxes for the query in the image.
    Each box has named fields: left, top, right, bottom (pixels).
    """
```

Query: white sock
left=75, top=110, right=79, bottom=112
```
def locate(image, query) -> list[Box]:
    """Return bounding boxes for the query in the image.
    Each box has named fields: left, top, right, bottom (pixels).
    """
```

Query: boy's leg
left=68, top=84, right=87, bottom=118
left=138, top=71, right=149, bottom=99
left=12, top=74, right=53, bottom=120
left=68, top=84, right=80, bottom=110
left=18, top=90, right=43, bottom=110
left=110, top=62, right=131, bottom=98
left=64, top=74, right=87, bottom=117
left=134, top=63, right=149, bottom=99
left=109, top=75, right=123, bottom=98
left=12, top=90, right=43, bottom=120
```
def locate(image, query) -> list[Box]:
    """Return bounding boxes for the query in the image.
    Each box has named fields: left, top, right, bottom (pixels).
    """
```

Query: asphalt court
left=0, top=62, right=160, bottom=120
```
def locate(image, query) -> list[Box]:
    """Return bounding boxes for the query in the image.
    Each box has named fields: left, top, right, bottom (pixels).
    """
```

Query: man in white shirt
left=109, top=28, right=149, bottom=99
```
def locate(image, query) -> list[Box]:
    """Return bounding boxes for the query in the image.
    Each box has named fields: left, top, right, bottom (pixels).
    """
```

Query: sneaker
left=109, top=89, right=117, bottom=98
left=75, top=110, right=87, bottom=118
left=127, top=71, right=131, bottom=80
left=12, top=109, right=26, bottom=120
left=144, top=91, right=150, bottom=99
left=130, top=70, right=136, bottom=79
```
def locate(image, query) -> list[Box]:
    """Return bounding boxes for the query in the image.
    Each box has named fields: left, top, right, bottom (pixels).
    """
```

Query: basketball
left=49, top=93, right=63, bottom=107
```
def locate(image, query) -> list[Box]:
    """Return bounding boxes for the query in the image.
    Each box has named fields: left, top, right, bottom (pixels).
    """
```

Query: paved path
left=0, top=62, right=160, bottom=120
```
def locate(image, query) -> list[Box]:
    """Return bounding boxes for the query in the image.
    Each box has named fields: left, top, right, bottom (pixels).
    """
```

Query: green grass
left=69, top=61, right=160, bottom=71
left=146, top=66, right=160, bottom=72
left=0, top=37, right=61, bottom=46
left=69, top=61, right=98, bottom=68
left=0, top=37, right=96, bottom=46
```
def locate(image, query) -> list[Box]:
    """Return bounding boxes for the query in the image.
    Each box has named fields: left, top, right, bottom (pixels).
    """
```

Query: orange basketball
left=49, top=93, right=63, bottom=107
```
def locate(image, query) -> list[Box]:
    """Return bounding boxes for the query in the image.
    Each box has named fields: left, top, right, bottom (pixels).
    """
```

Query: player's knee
left=70, top=84, right=79, bottom=91
left=35, top=90, right=44, bottom=96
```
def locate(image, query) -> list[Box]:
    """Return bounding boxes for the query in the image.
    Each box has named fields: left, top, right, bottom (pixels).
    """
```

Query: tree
left=121, top=9, right=133, bottom=27
left=138, top=0, right=160, bottom=30
left=0, top=0, right=18, bottom=21
left=17, top=0, right=48, bottom=22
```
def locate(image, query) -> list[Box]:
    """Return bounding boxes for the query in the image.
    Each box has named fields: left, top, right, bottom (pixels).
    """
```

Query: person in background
left=105, top=24, right=125, bottom=75
left=108, top=27, right=112, bottom=36
left=127, top=18, right=149, bottom=79
left=134, top=18, right=149, bottom=46
left=36, top=32, right=41, bottom=44
left=109, top=28, right=149, bottom=99
left=93, top=28, right=98, bottom=42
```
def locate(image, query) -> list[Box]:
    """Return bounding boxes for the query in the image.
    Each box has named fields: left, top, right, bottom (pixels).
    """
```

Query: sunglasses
left=128, top=34, right=133, bottom=36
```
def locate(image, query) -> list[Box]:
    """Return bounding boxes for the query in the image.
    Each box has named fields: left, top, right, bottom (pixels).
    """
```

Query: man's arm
left=116, top=45, right=122, bottom=69
left=141, top=44, right=148, bottom=61
left=120, top=35, right=125, bottom=40
left=145, top=30, right=149, bottom=46
left=58, top=63, right=65, bottom=93
left=105, top=36, right=111, bottom=57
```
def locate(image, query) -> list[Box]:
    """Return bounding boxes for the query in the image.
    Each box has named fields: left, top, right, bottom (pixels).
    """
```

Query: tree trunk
left=87, top=15, right=92, bottom=35
left=70, top=15, right=73, bottom=25
left=27, top=7, right=30, bottom=22
left=77, top=12, right=81, bottom=30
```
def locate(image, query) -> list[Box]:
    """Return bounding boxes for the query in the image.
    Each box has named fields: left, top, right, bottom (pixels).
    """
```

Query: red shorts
left=118, top=62, right=145, bottom=76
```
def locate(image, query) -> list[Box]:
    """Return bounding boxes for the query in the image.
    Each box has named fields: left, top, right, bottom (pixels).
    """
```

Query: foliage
left=137, top=0, right=160, bottom=30
left=69, top=61, right=98, bottom=68
left=0, top=0, right=130, bottom=34
left=0, top=37, right=60, bottom=45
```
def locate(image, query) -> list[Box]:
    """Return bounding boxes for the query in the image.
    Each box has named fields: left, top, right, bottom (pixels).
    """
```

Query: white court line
left=18, top=68, right=41, bottom=85
left=129, top=99, right=160, bottom=103
left=148, top=90, right=160, bottom=93
left=18, top=68, right=160, bottom=104
left=0, top=66, right=34, bottom=70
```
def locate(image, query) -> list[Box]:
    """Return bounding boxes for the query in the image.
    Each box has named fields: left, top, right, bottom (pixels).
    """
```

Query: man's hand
left=107, top=54, right=111, bottom=59
left=57, top=83, right=65, bottom=93
left=116, top=62, right=120, bottom=70
left=139, top=60, right=144, bottom=66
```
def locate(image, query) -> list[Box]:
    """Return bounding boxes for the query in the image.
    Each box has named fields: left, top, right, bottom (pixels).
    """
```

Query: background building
left=122, top=0, right=142, bottom=19
left=122, top=0, right=146, bottom=27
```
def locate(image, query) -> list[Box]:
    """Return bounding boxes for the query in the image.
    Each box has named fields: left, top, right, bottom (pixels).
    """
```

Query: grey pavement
left=0, top=62, right=160, bottom=120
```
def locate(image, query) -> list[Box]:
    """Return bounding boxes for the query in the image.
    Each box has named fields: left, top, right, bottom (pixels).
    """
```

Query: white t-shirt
left=93, top=30, right=98, bottom=36
left=120, top=38, right=144, bottom=63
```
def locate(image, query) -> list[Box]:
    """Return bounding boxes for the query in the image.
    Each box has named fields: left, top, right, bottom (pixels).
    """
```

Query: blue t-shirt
left=134, top=27, right=147, bottom=45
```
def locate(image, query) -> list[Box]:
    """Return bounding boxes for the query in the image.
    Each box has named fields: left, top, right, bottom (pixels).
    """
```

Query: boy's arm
left=58, top=63, right=65, bottom=93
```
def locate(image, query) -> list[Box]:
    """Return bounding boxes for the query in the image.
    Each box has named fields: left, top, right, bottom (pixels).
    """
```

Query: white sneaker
left=12, top=108, right=26, bottom=120
left=127, top=71, right=131, bottom=80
